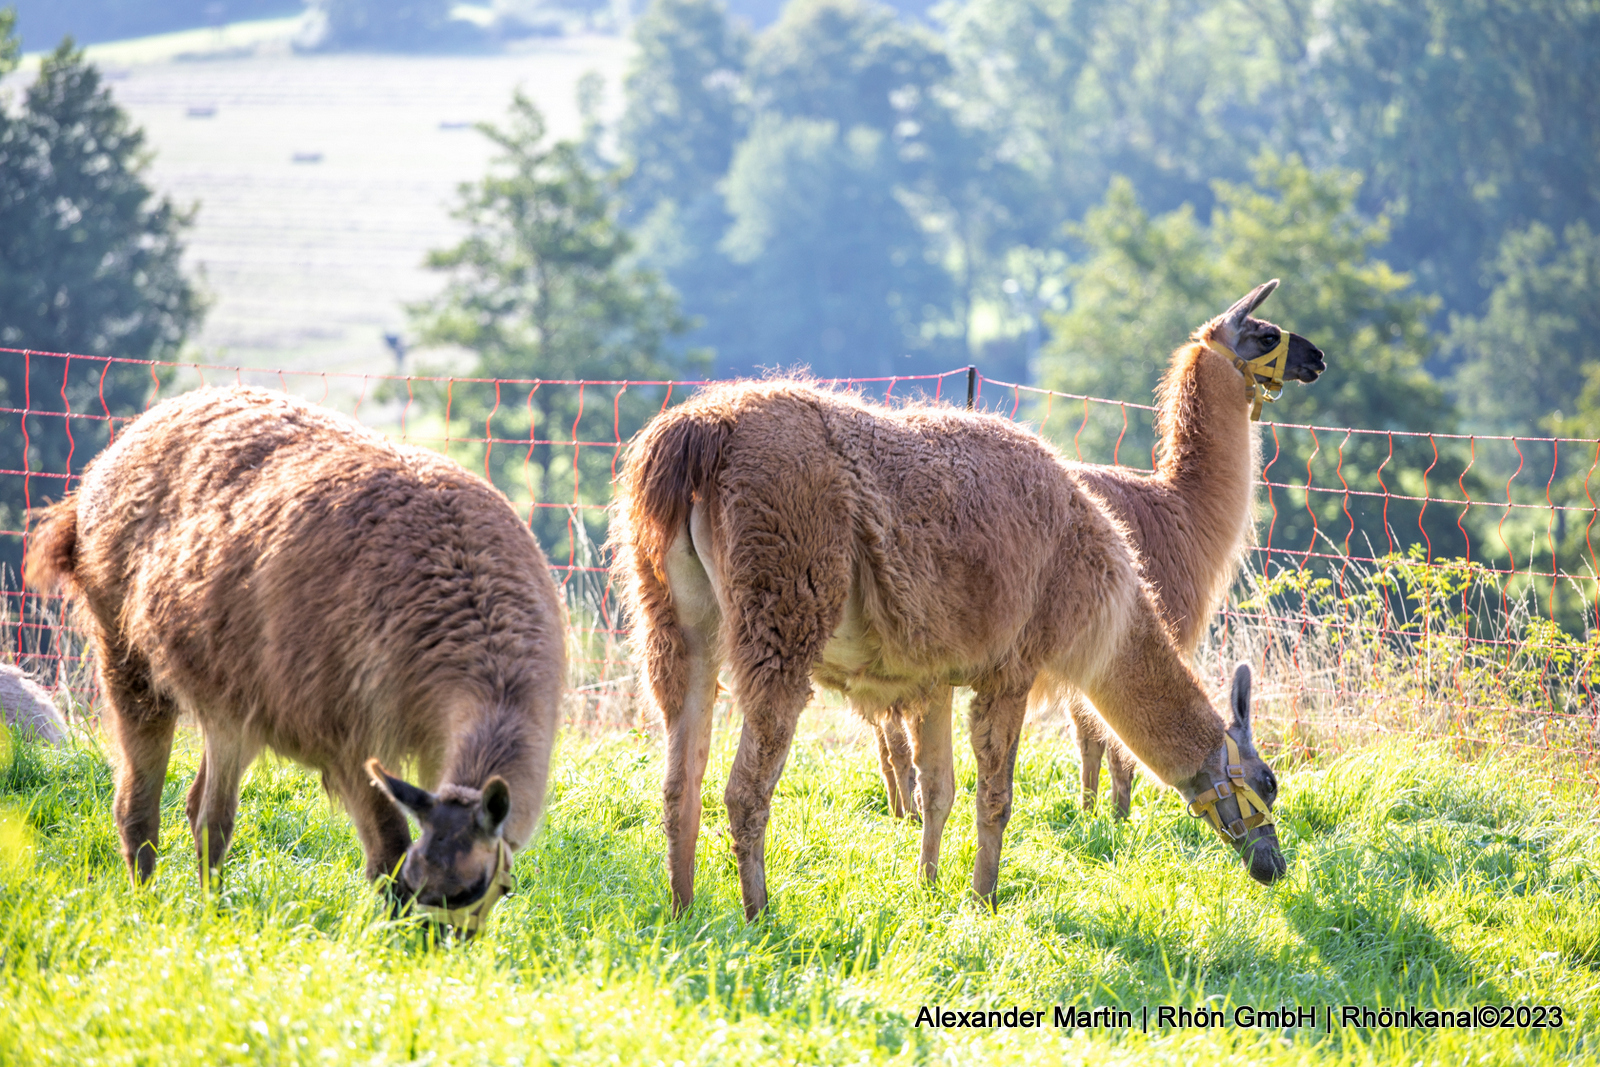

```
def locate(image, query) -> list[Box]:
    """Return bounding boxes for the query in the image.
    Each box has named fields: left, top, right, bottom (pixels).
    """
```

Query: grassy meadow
left=1, top=701, right=1596, bottom=1065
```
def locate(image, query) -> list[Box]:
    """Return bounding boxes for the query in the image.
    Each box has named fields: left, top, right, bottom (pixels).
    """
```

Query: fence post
left=966, top=365, right=977, bottom=411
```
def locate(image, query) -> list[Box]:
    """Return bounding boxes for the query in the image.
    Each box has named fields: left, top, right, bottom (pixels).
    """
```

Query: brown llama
left=26, top=387, right=564, bottom=928
left=872, top=280, right=1325, bottom=821
left=613, top=379, right=1288, bottom=920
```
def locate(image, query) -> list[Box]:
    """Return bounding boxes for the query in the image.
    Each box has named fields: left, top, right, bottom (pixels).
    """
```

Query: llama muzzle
left=1187, top=736, right=1283, bottom=882
left=411, top=838, right=516, bottom=933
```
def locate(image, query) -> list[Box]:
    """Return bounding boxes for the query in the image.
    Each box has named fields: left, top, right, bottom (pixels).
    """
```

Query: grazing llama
left=27, top=388, right=564, bottom=930
left=872, top=280, right=1325, bottom=820
left=614, top=379, right=1288, bottom=919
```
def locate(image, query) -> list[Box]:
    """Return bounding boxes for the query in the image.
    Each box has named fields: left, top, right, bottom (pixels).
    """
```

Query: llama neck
left=1078, top=603, right=1226, bottom=785
left=444, top=701, right=553, bottom=849
left=1147, top=342, right=1260, bottom=644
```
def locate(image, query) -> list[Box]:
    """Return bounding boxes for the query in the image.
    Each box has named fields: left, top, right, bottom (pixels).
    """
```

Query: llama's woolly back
left=29, top=386, right=566, bottom=898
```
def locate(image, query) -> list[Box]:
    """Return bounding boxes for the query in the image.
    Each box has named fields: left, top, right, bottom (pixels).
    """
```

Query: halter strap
left=413, top=838, right=515, bottom=932
left=1206, top=334, right=1290, bottom=421
left=1187, top=736, right=1276, bottom=841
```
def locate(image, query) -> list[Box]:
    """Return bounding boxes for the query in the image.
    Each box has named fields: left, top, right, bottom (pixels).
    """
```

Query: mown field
left=1, top=704, right=1596, bottom=1065
left=12, top=18, right=631, bottom=382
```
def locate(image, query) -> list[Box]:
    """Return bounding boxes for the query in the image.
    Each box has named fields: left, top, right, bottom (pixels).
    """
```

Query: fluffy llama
left=26, top=388, right=564, bottom=929
left=872, top=280, right=1325, bottom=820
left=614, top=379, right=1288, bottom=919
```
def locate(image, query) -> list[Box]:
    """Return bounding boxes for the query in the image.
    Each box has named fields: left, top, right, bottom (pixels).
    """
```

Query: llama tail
left=612, top=404, right=735, bottom=720
left=24, top=495, right=81, bottom=593
left=615, top=405, right=734, bottom=566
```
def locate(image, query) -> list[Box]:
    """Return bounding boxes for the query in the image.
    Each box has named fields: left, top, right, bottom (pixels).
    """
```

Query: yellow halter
left=413, top=838, right=516, bottom=933
left=1187, top=736, right=1276, bottom=841
left=1208, top=333, right=1290, bottom=421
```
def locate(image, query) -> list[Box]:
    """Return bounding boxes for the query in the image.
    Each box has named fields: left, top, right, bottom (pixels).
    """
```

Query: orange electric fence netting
left=3, top=347, right=1598, bottom=786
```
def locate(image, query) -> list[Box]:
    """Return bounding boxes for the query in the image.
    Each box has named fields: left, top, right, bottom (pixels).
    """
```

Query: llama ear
left=1223, top=279, right=1280, bottom=329
left=1229, top=662, right=1254, bottom=736
left=478, top=777, right=512, bottom=836
left=366, top=758, right=436, bottom=820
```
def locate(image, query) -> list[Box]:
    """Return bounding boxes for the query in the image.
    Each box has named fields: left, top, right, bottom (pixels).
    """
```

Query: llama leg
left=1107, top=737, right=1138, bottom=820
left=187, top=724, right=259, bottom=886
left=336, top=767, right=414, bottom=884
left=886, top=707, right=919, bottom=818
left=969, top=685, right=1030, bottom=904
left=663, top=636, right=719, bottom=915
left=871, top=720, right=907, bottom=818
left=711, top=469, right=850, bottom=919
left=659, top=521, right=724, bottom=916
left=100, top=645, right=178, bottom=885
left=910, top=685, right=955, bottom=883
left=1068, top=693, right=1105, bottom=812
left=723, top=684, right=806, bottom=921
left=871, top=705, right=918, bottom=819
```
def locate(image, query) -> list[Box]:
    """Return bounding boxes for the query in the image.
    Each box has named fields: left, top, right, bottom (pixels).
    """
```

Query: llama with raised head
left=614, top=378, right=1288, bottom=919
left=873, top=280, right=1325, bottom=820
left=27, top=387, right=564, bottom=930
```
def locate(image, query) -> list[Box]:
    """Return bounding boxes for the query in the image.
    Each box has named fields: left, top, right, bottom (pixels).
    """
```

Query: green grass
left=1, top=718, right=1596, bottom=1064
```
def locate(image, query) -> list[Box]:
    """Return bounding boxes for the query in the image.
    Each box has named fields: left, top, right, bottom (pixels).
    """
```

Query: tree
left=621, top=0, right=978, bottom=378
left=749, top=0, right=949, bottom=133
left=618, top=0, right=754, bottom=379
left=618, top=0, right=751, bottom=220
left=410, top=92, right=706, bottom=560
left=1448, top=222, right=1600, bottom=437
left=716, top=114, right=953, bottom=377
left=0, top=29, right=204, bottom=577
left=941, top=0, right=1278, bottom=237
left=1282, top=0, right=1600, bottom=314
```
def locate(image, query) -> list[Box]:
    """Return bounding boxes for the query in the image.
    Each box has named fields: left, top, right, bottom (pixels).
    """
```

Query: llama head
left=1204, top=279, right=1327, bottom=386
left=1181, top=663, right=1289, bottom=885
left=366, top=758, right=514, bottom=930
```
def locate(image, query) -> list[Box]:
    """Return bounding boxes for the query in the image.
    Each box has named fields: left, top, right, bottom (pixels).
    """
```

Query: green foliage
left=718, top=114, right=953, bottom=376
left=625, top=0, right=1000, bottom=377
left=618, top=0, right=1598, bottom=401
left=1289, top=0, right=1600, bottom=315
left=0, top=8, right=15, bottom=71
left=620, top=0, right=752, bottom=217
left=1037, top=176, right=1214, bottom=405
left=941, top=0, right=1272, bottom=226
left=409, top=92, right=705, bottom=559
left=1, top=722, right=1596, bottom=1063
left=618, top=0, right=754, bottom=370
left=1240, top=545, right=1600, bottom=732
left=750, top=0, right=949, bottom=132
left=1452, top=222, right=1600, bottom=436
left=0, top=33, right=200, bottom=571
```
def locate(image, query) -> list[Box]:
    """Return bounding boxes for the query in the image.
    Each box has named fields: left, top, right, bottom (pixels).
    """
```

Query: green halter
left=1187, top=736, right=1276, bottom=841
left=413, top=838, right=515, bottom=933
left=1208, top=333, right=1290, bottom=421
